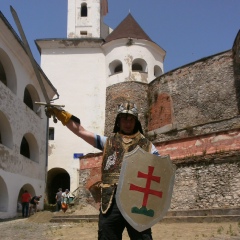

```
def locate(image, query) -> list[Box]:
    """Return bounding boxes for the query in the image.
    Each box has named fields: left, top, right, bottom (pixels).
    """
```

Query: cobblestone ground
left=0, top=211, right=239, bottom=240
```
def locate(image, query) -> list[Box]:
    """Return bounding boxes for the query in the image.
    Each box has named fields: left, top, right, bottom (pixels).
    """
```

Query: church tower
left=67, top=0, right=110, bottom=38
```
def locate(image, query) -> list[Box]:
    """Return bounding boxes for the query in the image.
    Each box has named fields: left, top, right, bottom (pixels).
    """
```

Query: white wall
left=40, top=45, right=106, bottom=191
left=0, top=16, right=54, bottom=219
left=103, top=39, right=165, bottom=86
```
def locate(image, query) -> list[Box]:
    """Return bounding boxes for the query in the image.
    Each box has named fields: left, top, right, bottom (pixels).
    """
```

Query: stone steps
left=50, top=207, right=240, bottom=223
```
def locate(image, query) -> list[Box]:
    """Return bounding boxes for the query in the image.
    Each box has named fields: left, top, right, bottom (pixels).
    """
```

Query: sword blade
left=35, top=102, right=65, bottom=107
left=10, top=5, right=50, bottom=104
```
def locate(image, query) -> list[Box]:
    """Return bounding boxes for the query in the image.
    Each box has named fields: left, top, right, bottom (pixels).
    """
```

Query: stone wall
left=148, top=50, right=238, bottom=143
left=171, top=152, right=240, bottom=210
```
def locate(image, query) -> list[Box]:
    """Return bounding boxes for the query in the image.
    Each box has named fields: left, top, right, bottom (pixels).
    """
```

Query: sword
left=10, top=6, right=64, bottom=122
left=10, top=5, right=51, bottom=104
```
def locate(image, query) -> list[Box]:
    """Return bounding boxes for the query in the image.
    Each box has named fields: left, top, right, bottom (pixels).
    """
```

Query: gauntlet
left=45, top=106, right=72, bottom=126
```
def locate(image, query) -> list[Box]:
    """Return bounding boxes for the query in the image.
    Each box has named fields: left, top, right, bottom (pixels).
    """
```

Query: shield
left=116, top=146, right=176, bottom=232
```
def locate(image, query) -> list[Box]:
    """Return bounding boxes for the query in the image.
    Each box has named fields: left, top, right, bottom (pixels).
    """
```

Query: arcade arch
left=20, top=133, right=39, bottom=162
left=23, top=84, right=41, bottom=117
left=17, top=184, right=35, bottom=204
left=0, top=48, right=17, bottom=94
left=0, top=177, right=8, bottom=212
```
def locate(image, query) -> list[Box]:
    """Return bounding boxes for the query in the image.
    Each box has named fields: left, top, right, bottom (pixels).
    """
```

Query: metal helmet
left=113, top=102, right=143, bottom=134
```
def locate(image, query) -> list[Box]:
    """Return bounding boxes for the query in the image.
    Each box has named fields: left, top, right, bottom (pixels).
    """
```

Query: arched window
left=154, top=65, right=163, bottom=77
left=109, top=60, right=123, bottom=75
left=20, top=137, right=30, bottom=159
left=0, top=60, right=7, bottom=86
left=132, top=58, right=147, bottom=72
left=24, top=87, right=33, bottom=110
left=81, top=3, right=87, bottom=17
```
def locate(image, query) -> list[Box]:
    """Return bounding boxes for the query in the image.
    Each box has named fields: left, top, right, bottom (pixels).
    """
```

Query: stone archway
left=46, top=168, right=70, bottom=204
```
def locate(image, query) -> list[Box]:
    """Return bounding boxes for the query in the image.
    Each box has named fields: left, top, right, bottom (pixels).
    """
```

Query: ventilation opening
left=80, top=31, right=88, bottom=36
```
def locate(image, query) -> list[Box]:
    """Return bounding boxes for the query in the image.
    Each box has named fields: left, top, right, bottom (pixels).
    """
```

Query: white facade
left=37, top=0, right=165, bottom=199
left=0, top=13, right=57, bottom=218
left=39, top=40, right=107, bottom=193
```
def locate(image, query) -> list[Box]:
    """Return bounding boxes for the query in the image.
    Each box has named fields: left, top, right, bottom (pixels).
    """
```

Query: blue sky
left=1, top=0, right=240, bottom=72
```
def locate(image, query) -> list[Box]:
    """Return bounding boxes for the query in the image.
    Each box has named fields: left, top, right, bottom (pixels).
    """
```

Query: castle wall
left=77, top=32, right=240, bottom=212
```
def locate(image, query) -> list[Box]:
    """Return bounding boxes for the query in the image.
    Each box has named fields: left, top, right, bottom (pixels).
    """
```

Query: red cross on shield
left=116, top=146, right=176, bottom=232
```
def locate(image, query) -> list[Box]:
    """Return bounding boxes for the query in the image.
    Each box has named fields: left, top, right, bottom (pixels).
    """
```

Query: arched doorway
left=46, top=168, right=70, bottom=204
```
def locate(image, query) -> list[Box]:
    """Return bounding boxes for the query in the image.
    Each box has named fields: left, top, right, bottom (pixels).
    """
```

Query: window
left=154, top=65, right=162, bottom=77
left=114, top=64, right=123, bottom=73
left=132, top=63, right=143, bottom=71
left=81, top=3, right=87, bottom=17
left=109, top=60, right=123, bottom=75
left=132, top=58, right=147, bottom=72
left=49, top=128, right=55, bottom=140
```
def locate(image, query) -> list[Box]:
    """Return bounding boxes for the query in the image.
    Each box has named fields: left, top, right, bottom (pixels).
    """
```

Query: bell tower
left=67, top=0, right=109, bottom=38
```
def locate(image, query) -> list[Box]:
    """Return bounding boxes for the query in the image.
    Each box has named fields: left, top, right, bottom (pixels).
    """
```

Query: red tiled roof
left=104, top=13, right=152, bottom=43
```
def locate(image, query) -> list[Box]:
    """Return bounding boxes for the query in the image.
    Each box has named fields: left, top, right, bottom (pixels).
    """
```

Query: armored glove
left=45, top=106, right=72, bottom=126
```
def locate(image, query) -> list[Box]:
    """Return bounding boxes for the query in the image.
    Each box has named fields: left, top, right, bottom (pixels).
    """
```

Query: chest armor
left=100, top=132, right=151, bottom=213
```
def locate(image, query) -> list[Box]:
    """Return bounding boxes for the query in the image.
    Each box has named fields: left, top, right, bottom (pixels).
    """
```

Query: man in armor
left=46, top=102, right=160, bottom=240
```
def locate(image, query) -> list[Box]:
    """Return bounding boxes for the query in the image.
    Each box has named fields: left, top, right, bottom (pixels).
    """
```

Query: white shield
left=116, top=146, right=176, bottom=232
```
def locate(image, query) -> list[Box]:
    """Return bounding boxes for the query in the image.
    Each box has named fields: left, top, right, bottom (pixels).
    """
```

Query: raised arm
left=45, top=106, right=96, bottom=147
left=66, top=118, right=95, bottom=147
